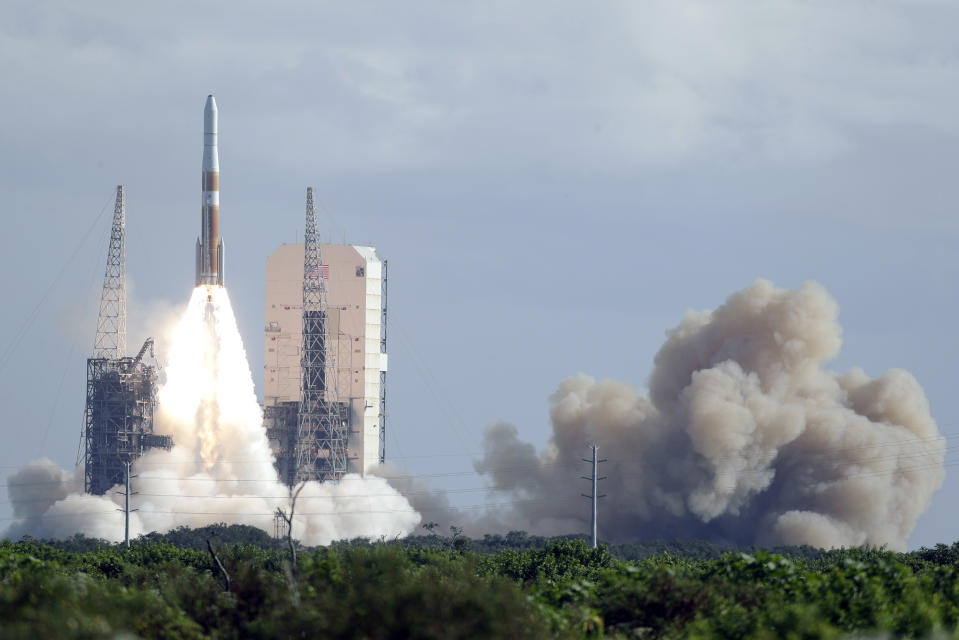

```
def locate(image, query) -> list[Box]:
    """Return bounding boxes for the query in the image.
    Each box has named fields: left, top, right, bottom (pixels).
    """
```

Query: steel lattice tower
left=93, top=186, right=127, bottom=359
left=83, top=186, right=172, bottom=494
left=295, top=187, right=347, bottom=483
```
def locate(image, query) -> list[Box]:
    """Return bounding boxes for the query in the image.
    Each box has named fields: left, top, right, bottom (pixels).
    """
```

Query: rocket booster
left=196, top=94, right=224, bottom=287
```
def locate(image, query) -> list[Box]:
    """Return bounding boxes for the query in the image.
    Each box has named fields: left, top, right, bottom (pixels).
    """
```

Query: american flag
left=308, top=264, right=330, bottom=279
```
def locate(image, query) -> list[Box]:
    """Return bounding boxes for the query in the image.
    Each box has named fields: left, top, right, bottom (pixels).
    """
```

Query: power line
left=0, top=485, right=507, bottom=505
left=2, top=424, right=954, bottom=473
left=0, top=510, right=118, bottom=522
left=0, top=191, right=115, bottom=375
left=7, top=449, right=950, bottom=527
left=2, top=457, right=956, bottom=528
left=2, top=428, right=952, bottom=477
left=4, top=442, right=959, bottom=491
left=0, top=496, right=556, bottom=523
left=3, top=447, right=955, bottom=511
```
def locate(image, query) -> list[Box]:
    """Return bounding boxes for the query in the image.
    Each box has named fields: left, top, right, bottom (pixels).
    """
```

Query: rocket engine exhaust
left=195, top=94, right=224, bottom=289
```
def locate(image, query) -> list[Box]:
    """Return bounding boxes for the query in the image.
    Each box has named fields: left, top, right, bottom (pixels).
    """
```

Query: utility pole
left=116, top=459, right=137, bottom=549
left=581, top=445, right=607, bottom=549
left=124, top=460, right=131, bottom=548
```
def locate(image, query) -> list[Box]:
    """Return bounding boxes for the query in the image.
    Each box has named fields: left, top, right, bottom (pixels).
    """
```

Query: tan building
left=264, top=243, right=387, bottom=477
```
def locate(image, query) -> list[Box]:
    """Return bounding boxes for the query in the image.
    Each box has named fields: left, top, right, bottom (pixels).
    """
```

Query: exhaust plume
left=5, top=287, right=419, bottom=544
left=475, top=280, right=944, bottom=550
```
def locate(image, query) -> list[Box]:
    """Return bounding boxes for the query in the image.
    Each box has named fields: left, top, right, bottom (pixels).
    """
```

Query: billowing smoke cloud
left=6, top=459, right=81, bottom=520
left=475, top=280, right=944, bottom=550
left=6, top=287, right=419, bottom=544
left=368, top=463, right=461, bottom=536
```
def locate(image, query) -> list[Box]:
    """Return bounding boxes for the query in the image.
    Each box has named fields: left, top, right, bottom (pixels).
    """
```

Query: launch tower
left=83, top=186, right=172, bottom=495
left=292, top=187, right=349, bottom=484
left=263, top=240, right=388, bottom=483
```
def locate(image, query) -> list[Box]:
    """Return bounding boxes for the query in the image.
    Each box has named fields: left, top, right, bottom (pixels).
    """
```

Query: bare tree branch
left=276, top=480, right=307, bottom=606
left=206, top=536, right=230, bottom=593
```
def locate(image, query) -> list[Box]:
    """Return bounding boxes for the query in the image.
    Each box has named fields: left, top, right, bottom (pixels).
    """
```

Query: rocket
left=195, top=94, right=225, bottom=287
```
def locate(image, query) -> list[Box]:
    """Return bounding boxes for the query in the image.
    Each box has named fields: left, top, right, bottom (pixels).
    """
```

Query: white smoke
left=474, top=280, right=945, bottom=550
left=5, top=287, right=419, bottom=544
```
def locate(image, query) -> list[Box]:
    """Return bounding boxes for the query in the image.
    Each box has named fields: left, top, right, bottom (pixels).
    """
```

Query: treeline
left=35, top=523, right=827, bottom=560
left=367, top=529, right=827, bottom=561
left=4, top=528, right=959, bottom=638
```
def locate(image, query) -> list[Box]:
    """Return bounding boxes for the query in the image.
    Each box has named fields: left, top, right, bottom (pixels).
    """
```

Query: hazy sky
left=2, top=1, right=958, bottom=548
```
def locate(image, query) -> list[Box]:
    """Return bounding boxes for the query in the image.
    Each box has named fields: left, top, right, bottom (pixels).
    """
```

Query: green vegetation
left=3, top=526, right=959, bottom=638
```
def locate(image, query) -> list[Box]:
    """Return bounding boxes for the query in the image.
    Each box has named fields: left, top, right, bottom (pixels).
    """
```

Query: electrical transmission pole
left=94, top=185, right=127, bottom=359
left=581, top=445, right=607, bottom=549
left=116, top=459, right=137, bottom=549
left=295, top=187, right=346, bottom=483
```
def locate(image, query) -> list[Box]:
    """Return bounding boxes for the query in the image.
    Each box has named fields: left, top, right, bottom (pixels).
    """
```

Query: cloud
left=3, top=0, right=959, bottom=177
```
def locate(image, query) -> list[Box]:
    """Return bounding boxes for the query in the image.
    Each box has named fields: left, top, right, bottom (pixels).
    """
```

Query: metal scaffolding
left=84, top=340, right=172, bottom=494
left=94, top=186, right=126, bottom=359
left=265, top=400, right=299, bottom=487
left=267, top=397, right=350, bottom=488
left=83, top=187, right=173, bottom=494
left=294, top=187, right=348, bottom=483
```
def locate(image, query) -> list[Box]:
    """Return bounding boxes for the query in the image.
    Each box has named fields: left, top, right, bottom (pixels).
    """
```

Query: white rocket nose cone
left=204, top=95, right=218, bottom=134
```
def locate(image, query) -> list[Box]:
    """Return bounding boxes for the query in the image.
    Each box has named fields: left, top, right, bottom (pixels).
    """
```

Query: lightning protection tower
left=84, top=186, right=172, bottom=494
left=94, top=185, right=127, bottom=359
left=294, top=187, right=348, bottom=483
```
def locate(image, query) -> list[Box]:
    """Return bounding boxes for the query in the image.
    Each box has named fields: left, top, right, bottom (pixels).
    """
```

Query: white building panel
left=264, top=243, right=387, bottom=476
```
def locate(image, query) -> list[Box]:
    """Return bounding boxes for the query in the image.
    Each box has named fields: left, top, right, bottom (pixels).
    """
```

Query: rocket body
left=196, top=95, right=224, bottom=287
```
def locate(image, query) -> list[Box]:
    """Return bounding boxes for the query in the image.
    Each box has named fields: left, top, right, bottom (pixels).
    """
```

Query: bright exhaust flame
left=156, top=286, right=272, bottom=476
left=4, top=287, right=420, bottom=544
